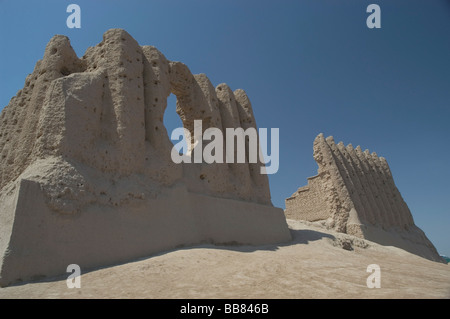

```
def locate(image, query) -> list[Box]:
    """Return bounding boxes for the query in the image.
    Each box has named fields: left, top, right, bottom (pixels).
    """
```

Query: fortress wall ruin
left=285, top=133, right=444, bottom=263
left=0, top=29, right=291, bottom=286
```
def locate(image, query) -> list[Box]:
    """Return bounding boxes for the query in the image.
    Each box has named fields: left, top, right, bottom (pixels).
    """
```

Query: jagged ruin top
left=0, top=29, right=271, bottom=213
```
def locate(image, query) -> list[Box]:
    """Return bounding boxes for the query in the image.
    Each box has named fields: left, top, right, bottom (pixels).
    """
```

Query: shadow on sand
left=4, top=227, right=335, bottom=287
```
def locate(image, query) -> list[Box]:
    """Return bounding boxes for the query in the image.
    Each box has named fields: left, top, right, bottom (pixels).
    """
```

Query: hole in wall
left=164, top=93, right=188, bottom=155
left=60, top=67, right=71, bottom=76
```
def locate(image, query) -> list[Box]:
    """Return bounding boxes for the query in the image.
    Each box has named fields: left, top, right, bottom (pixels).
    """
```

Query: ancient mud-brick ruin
left=285, top=133, right=443, bottom=262
left=0, top=29, right=291, bottom=286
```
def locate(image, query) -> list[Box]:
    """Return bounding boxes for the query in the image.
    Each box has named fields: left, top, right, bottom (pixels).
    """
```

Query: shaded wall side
left=285, top=176, right=329, bottom=222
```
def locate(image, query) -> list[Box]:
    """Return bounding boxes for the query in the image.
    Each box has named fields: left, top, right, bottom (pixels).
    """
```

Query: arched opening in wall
left=164, top=93, right=188, bottom=155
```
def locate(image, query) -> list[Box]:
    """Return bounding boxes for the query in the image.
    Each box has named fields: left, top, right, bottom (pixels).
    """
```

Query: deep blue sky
left=1, top=0, right=449, bottom=256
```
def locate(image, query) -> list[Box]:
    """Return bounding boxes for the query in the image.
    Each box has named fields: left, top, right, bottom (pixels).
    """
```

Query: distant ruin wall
left=285, top=133, right=444, bottom=263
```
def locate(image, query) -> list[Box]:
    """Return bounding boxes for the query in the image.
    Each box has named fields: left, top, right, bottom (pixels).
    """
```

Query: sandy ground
left=0, top=219, right=449, bottom=299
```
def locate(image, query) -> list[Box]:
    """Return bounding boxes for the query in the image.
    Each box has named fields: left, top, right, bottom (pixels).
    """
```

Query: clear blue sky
left=1, top=0, right=449, bottom=257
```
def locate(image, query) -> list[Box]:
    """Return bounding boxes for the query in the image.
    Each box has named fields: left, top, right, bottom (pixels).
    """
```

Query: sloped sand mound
left=1, top=219, right=448, bottom=299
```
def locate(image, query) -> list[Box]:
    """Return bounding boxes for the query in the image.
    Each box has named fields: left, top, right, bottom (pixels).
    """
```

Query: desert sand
left=0, top=219, right=448, bottom=299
